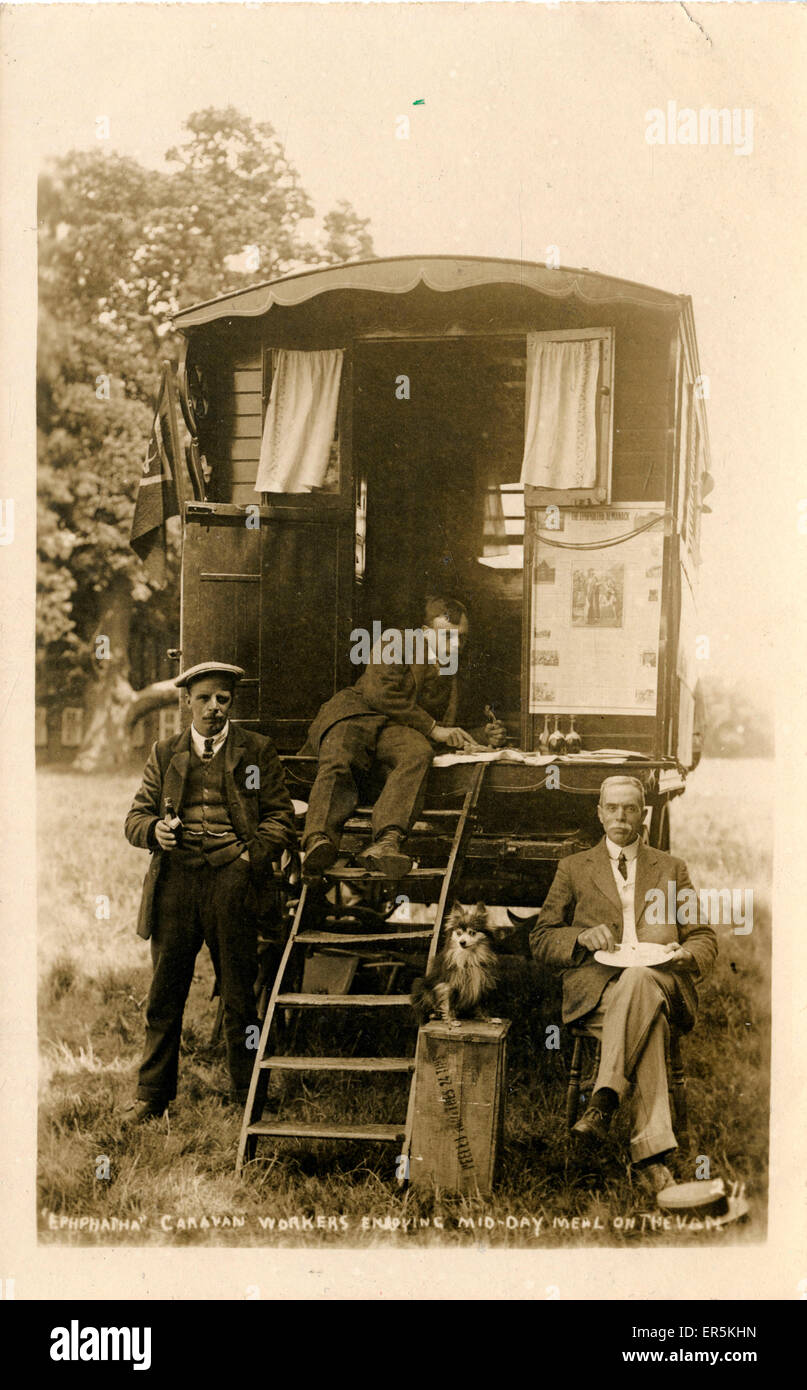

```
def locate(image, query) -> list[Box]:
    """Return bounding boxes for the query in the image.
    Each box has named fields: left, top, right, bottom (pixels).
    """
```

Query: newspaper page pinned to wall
left=528, top=507, right=666, bottom=715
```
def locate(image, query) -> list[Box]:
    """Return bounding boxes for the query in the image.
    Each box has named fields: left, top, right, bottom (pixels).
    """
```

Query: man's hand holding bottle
left=154, top=799, right=182, bottom=851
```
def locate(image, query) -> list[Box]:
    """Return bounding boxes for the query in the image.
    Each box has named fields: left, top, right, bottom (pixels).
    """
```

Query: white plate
left=594, top=942, right=673, bottom=969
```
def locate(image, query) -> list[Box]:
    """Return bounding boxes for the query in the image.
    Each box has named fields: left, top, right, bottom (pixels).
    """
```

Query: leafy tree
left=699, top=673, right=774, bottom=758
left=319, top=199, right=374, bottom=265
left=37, top=108, right=374, bottom=769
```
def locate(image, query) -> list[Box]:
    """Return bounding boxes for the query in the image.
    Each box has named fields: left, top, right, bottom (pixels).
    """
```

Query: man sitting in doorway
left=530, top=775, right=718, bottom=1195
left=301, top=596, right=500, bottom=880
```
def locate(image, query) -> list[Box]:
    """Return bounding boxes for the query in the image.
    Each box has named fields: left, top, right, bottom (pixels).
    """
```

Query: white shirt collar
left=605, top=835, right=640, bottom=861
left=190, top=721, right=230, bottom=759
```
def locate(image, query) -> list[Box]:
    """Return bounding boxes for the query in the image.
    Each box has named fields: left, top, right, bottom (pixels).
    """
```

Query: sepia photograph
left=571, top=565, right=624, bottom=627
left=2, top=0, right=806, bottom=1313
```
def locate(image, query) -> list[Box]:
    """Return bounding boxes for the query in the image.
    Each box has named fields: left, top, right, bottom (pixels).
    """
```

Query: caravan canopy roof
left=173, top=254, right=685, bottom=330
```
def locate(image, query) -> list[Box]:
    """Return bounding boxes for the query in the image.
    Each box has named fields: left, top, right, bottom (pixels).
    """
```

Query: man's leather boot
left=571, top=1103, right=613, bottom=1145
left=358, top=827, right=412, bottom=880
left=302, top=833, right=338, bottom=877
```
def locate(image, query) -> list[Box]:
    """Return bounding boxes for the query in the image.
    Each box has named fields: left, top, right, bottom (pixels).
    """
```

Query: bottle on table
left=538, top=715, right=551, bottom=754
left=547, top=715, right=566, bottom=756
left=564, top=715, right=582, bottom=755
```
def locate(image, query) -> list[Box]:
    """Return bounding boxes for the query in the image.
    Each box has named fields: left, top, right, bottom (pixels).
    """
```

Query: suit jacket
left=301, top=634, right=458, bottom=753
left=125, top=724, right=296, bottom=940
left=529, top=838, right=718, bottom=1031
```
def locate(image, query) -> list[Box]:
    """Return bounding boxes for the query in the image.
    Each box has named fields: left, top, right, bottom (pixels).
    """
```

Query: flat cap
left=174, top=661, right=246, bottom=689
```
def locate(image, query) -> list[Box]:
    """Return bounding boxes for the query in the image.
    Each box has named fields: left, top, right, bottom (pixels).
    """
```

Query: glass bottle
left=538, top=715, right=551, bottom=754
left=565, top=715, right=582, bottom=755
left=547, top=715, right=566, bottom=756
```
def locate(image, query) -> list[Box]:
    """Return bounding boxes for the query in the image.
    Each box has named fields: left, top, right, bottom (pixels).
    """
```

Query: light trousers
left=583, top=966, right=678, bottom=1163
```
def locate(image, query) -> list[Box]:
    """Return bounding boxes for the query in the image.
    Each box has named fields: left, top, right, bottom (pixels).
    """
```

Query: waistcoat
left=178, top=745, right=244, bottom=868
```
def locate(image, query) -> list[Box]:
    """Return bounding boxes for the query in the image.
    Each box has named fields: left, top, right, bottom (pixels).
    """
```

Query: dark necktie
left=203, top=738, right=214, bottom=762
left=617, top=852, right=628, bottom=881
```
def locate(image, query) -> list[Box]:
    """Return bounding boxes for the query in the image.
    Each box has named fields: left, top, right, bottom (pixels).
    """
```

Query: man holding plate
left=530, top=775, right=718, bottom=1195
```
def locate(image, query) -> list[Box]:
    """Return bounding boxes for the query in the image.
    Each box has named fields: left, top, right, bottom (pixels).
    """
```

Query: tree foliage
left=699, top=673, right=773, bottom=758
left=37, top=108, right=374, bottom=752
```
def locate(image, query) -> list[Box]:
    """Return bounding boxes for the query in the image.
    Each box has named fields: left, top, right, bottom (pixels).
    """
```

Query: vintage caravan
left=168, top=255, right=712, bottom=1167
left=173, top=255, right=709, bottom=857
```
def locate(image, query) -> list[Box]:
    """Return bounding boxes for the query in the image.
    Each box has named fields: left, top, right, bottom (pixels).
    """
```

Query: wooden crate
left=409, top=1020, right=510, bottom=1195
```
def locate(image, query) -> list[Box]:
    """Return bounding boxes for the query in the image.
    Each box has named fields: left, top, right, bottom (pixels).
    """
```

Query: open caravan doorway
left=351, top=337, right=526, bottom=740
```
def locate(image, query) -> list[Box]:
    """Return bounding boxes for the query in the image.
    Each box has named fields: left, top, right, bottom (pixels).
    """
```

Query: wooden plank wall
left=181, top=521, right=263, bottom=725
left=215, top=351, right=263, bottom=506
left=209, top=321, right=671, bottom=508
left=612, top=323, right=671, bottom=502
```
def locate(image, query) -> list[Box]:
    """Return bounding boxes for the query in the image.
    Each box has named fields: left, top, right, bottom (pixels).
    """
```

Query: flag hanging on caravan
left=129, top=363, right=186, bottom=586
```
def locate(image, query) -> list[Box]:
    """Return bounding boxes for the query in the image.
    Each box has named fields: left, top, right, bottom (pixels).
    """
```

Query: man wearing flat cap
left=124, top=661, right=295, bottom=1121
left=530, top=775, right=718, bottom=1194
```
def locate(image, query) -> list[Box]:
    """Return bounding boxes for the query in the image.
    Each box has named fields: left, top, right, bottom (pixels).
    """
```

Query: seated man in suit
left=124, top=661, right=296, bottom=1122
left=530, top=775, right=718, bottom=1194
left=301, top=596, right=501, bottom=880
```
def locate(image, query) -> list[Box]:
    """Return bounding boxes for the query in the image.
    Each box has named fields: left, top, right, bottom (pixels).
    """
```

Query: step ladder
left=235, top=763, right=487, bottom=1175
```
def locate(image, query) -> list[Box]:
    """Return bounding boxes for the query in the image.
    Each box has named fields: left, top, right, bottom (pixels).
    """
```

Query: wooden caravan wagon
left=168, top=255, right=712, bottom=1174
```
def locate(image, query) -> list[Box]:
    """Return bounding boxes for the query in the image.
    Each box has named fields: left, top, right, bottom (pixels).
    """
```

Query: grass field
left=37, top=758, right=771, bottom=1247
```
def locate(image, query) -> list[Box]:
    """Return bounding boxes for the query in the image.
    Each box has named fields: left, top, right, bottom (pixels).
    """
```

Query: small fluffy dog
left=411, top=902, right=499, bottom=1024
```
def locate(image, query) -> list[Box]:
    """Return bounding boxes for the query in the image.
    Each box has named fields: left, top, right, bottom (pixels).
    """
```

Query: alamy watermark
left=349, top=623, right=459, bottom=675
left=645, top=883, right=753, bottom=935
left=50, top=1321, right=151, bottom=1370
left=645, top=102, right=753, bottom=156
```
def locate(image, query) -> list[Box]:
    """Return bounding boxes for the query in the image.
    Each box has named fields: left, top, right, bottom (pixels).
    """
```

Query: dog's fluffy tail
left=410, top=976, right=432, bottom=1026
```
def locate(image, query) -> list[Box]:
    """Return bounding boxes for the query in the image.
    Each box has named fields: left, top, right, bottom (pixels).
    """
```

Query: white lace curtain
left=255, top=349, right=344, bottom=494
left=520, top=335, right=600, bottom=490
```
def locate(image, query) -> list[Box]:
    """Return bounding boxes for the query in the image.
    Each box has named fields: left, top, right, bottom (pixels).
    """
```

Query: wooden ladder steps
left=352, top=807, right=461, bottom=819
left=275, top=992, right=412, bottom=1007
left=323, top=866, right=445, bottom=882
left=260, top=1055, right=415, bottom=1072
left=345, top=810, right=462, bottom=833
left=296, top=929, right=432, bottom=946
left=235, top=764, right=489, bottom=1174
left=247, top=1120, right=404, bottom=1142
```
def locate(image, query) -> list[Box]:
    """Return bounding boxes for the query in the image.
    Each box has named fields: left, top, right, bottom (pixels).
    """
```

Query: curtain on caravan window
left=255, top=348, right=343, bottom=494
left=520, top=335, right=599, bottom=490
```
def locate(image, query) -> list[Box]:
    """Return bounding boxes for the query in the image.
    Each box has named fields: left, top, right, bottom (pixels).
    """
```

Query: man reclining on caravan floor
left=300, top=596, right=503, bottom=880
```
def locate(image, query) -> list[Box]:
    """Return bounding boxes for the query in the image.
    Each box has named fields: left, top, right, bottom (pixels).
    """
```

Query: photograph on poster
left=571, top=565, right=624, bottom=628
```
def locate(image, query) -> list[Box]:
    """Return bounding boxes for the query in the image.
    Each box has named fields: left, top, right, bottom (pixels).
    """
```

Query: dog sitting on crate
left=411, top=902, right=503, bottom=1024
left=411, top=901, right=544, bottom=1044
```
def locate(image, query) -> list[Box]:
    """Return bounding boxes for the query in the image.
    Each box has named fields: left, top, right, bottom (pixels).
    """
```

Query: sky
left=5, top=0, right=807, bottom=697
